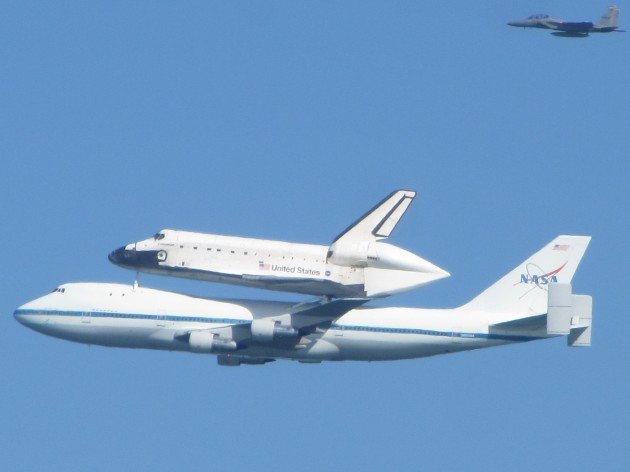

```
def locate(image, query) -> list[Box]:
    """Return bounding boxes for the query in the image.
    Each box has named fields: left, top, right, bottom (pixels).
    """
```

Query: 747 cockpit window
left=153, top=232, right=166, bottom=241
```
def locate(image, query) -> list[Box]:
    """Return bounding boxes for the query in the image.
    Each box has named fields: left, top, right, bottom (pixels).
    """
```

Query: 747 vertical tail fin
left=459, top=235, right=591, bottom=315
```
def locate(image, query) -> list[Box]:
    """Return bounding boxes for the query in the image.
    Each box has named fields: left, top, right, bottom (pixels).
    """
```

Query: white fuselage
left=108, top=230, right=449, bottom=298
left=15, top=283, right=549, bottom=363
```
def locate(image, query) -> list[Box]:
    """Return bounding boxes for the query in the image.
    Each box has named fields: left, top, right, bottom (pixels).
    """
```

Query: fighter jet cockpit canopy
left=528, top=14, right=550, bottom=19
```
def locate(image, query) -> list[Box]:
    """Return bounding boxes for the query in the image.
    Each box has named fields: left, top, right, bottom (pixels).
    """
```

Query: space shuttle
left=108, top=190, right=449, bottom=298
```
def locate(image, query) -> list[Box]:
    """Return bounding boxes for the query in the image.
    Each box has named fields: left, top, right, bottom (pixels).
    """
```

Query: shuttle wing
left=189, top=297, right=370, bottom=351
left=332, top=190, right=416, bottom=244
left=288, top=298, right=370, bottom=332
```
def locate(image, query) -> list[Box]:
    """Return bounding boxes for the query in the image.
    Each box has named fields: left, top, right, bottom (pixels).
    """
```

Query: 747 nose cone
left=14, top=308, right=27, bottom=326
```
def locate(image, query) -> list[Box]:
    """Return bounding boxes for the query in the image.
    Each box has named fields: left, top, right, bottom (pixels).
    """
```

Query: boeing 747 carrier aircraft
left=109, top=190, right=449, bottom=299
left=16, top=236, right=592, bottom=366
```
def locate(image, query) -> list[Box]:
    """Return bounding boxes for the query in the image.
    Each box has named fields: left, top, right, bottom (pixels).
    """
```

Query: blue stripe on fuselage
left=14, top=309, right=248, bottom=325
left=330, top=324, right=544, bottom=342
left=14, top=309, right=546, bottom=342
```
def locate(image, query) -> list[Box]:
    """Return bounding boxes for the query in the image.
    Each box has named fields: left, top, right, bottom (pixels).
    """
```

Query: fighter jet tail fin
left=332, top=190, right=416, bottom=244
left=458, top=236, right=591, bottom=314
left=595, top=5, right=620, bottom=28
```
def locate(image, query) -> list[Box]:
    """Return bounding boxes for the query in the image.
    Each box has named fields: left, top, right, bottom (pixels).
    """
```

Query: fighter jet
left=508, top=5, right=624, bottom=37
left=109, top=190, right=449, bottom=299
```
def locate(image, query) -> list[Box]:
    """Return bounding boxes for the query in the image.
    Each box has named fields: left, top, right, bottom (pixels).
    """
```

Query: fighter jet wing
left=554, top=21, right=594, bottom=32
left=332, top=190, right=416, bottom=244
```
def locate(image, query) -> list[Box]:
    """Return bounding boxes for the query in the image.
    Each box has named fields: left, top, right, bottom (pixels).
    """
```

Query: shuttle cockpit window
left=51, top=287, right=66, bottom=293
left=153, top=232, right=166, bottom=241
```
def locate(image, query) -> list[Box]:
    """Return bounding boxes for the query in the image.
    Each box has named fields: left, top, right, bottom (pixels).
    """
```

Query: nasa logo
left=520, top=274, right=558, bottom=285
left=518, top=262, right=567, bottom=286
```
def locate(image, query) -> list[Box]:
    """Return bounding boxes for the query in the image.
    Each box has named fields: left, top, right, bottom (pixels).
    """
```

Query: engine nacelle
left=250, top=319, right=298, bottom=343
left=328, top=241, right=448, bottom=275
left=189, top=331, right=237, bottom=353
left=326, top=240, right=375, bottom=267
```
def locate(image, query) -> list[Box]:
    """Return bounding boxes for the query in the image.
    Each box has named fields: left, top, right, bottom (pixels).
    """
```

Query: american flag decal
left=259, top=261, right=270, bottom=270
left=553, top=244, right=569, bottom=251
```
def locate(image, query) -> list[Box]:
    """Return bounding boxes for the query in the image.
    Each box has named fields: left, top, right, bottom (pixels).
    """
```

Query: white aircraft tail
left=459, top=235, right=591, bottom=315
left=332, top=190, right=416, bottom=244
left=595, top=5, right=619, bottom=28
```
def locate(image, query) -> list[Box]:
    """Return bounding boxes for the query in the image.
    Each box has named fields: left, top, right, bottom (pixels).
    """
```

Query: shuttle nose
left=109, top=244, right=162, bottom=269
left=108, top=244, right=137, bottom=266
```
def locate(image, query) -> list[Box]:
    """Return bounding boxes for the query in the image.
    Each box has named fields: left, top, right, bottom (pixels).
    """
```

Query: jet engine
left=189, top=331, right=238, bottom=353
left=250, top=319, right=299, bottom=343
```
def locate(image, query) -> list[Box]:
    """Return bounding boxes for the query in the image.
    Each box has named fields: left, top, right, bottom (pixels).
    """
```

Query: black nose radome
left=108, top=246, right=135, bottom=265
left=109, top=245, right=161, bottom=269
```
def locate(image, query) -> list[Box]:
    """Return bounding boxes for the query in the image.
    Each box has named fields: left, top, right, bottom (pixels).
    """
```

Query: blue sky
left=2, top=1, right=629, bottom=470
